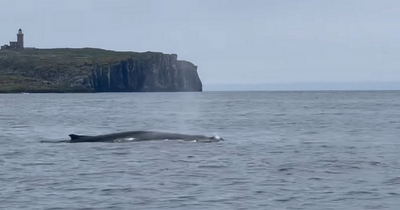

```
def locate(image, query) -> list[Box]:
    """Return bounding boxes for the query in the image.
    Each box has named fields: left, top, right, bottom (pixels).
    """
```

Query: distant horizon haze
left=203, top=81, right=400, bottom=91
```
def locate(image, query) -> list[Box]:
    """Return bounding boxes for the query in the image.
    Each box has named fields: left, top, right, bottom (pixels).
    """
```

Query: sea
left=1, top=91, right=400, bottom=210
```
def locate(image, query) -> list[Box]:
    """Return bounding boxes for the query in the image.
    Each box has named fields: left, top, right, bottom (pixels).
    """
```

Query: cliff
left=0, top=48, right=202, bottom=93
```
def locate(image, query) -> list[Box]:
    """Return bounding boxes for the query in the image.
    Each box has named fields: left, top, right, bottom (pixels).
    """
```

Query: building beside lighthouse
left=1, top=29, right=24, bottom=50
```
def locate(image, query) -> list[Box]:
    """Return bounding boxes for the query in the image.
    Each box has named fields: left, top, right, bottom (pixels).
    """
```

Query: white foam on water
left=113, top=137, right=137, bottom=143
left=213, top=135, right=221, bottom=140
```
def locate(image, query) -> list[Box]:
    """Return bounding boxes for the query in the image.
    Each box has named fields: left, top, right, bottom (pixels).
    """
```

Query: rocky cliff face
left=88, top=54, right=202, bottom=92
left=0, top=48, right=203, bottom=93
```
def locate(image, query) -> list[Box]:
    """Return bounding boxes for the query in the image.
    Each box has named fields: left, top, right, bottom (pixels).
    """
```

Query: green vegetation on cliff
left=0, top=48, right=202, bottom=93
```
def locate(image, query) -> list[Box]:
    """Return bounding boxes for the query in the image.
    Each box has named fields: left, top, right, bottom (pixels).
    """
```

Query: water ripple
left=1, top=91, right=400, bottom=209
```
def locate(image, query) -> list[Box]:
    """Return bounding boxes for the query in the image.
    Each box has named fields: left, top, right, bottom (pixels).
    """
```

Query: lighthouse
left=17, top=28, right=24, bottom=49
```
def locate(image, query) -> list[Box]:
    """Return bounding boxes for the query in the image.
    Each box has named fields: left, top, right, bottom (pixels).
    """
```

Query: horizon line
left=203, top=81, right=400, bottom=91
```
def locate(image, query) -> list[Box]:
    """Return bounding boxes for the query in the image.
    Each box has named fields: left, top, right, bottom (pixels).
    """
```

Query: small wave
left=345, top=190, right=376, bottom=196
left=111, top=151, right=131, bottom=155
left=273, top=113, right=286, bottom=116
left=320, top=144, right=334, bottom=148
left=269, top=151, right=284, bottom=154
left=198, top=165, right=228, bottom=169
left=176, top=195, right=197, bottom=200
left=20, top=162, right=56, bottom=166
left=308, top=177, right=323, bottom=181
left=64, top=187, right=96, bottom=192
left=324, top=170, right=343, bottom=174
left=278, top=167, right=294, bottom=172
left=383, top=177, right=400, bottom=185
left=40, top=140, right=70, bottom=143
left=102, top=187, right=134, bottom=193
left=302, top=131, right=319, bottom=135
left=274, top=196, right=298, bottom=202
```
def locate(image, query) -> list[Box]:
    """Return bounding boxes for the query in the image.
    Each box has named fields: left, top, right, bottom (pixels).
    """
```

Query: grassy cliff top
left=0, top=47, right=165, bottom=66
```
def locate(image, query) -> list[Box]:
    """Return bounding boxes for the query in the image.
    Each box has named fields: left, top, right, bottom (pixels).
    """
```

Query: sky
left=1, top=0, right=400, bottom=89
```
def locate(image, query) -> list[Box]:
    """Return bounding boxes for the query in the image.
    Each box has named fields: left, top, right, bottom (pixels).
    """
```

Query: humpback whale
left=40, top=130, right=224, bottom=143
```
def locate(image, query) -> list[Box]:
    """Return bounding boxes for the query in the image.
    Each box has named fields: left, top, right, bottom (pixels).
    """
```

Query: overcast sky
left=1, top=0, right=399, bottom=86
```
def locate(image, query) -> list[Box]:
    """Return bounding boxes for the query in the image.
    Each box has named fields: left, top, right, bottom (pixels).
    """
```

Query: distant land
left=204, top=82, right=400, bottom=91
left=0, top=48, right=202, bottom=93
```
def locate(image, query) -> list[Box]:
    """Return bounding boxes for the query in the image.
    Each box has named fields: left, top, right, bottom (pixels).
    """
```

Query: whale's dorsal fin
left=69, top=134, right=91, bottom=140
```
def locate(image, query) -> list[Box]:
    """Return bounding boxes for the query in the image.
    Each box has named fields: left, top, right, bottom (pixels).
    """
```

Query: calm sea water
left=1, top=91, right=400, bottom=210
